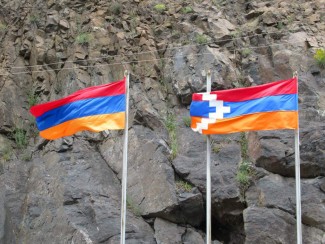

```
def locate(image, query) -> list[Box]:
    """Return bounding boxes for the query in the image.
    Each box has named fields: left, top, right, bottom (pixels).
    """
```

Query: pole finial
left=124, top=70, right=128, bottom=77
left=293, top=71, right=298, bottom=78
left=207, top=69, right=211, bottom=76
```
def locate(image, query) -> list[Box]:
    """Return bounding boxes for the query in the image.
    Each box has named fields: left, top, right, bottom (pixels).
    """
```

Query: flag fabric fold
left=190, top=78, right=298, bottom=134
left=30, top=79, right=126, bottom=140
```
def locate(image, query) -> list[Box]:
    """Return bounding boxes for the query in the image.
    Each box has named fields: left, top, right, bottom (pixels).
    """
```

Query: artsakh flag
left=190, top=78, right=298, bottom=134
left=30, top=79, right=126, bottom=140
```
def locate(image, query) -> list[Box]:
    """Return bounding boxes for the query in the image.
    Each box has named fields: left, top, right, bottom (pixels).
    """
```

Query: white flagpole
left=206, top=70, right=212, bottom=244
left=293, top=72, right=302, bottom=244
left=120, top=71, right=130, bottom=244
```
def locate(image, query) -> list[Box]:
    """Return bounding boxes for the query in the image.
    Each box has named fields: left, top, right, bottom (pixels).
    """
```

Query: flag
left=30, top=79, right=126, bottom=140
left=190, top=78, right=298, bottom=134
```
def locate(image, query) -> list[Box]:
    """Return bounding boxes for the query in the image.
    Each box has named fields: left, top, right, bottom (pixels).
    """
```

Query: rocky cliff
left=0, top=0, right=324, bottom=243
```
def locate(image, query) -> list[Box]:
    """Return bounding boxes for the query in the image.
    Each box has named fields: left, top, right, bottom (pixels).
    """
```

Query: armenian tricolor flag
left=190, top=78, right=298, bottom=134
left=30, top=79, right=126, bottom=140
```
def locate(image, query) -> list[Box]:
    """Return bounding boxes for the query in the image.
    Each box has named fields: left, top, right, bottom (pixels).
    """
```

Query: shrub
left=28, top=91, right=38, bottom=107
left=112, top=2, right=122, bottom=15
left=241, top=48, right=252, bottom=57
left=276, top=21, right=284, bottom=29
left=195, top=34, right=208, bottom=44
left=236, top=160, right=254, bottom=194
left=314, top=48, right=325, bottom=69
left=181, top=6, right=193, bottom=14
left=14, top=128, right=27, bottom=149
left=154, top=4, right=166, bottom=13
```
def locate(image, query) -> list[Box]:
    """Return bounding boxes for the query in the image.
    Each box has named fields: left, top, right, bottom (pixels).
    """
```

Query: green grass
left=13, top=128, right=27, bottom=149
left=76, top=33, right=93, bottom=45
left=176, top=180, right=193, bottom=192
left=165, top=114, right=178, bottom=159
left=314, top=48, right=325, bottom=69
left=182, top=117, right=191, bottom=127
left=195, top=34, right=208, bottom=44
left=154, top=4, right=166, bottom=13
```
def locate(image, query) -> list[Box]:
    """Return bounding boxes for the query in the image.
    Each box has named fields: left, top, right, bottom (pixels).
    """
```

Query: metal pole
left=120, top=71, right=129, bottom=244
left=293, top=73, right=302, bottom=244
left=206, top=70, right=212, bottom=244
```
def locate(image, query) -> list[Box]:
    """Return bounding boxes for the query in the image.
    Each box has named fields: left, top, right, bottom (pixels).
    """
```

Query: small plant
left=230, top=30, right=242, bottom=38
left=176, top=180, right=193, bottom=192
left=212, top=144, right=221, bottom=153
left=126, top=196, right=142, bottom=216
left=165, top=114, right=178, bottom=159
left=28, top=91, right=38, bottom=107
left=276, top=21, right=284, bottom=29
left=29, top=14, right=40, bottom=25
left=287, top=15, right=295, bottom=25
left=181, top=6, right=193, bottom=14
left=236, top=160, right=251, bottom=190
left=76, top=33, right=92, bottom=45
left=240, top=132, right=248, bottom=160
left=154, top=4, right=166, bottom=13
left=1, top=146, right=12, bottom=162
left=0, top=22, right=7, bottom=31
left=182, top=117, right=191, bottom=127
left=111, top=2, right=122, bottom=15
left=314, top=48, right=325, bottom=69
left=14, top=128, right=27, bottom=149
left=241, top=48, right=252, bottom=57
left=195, top=34, right=208, bottom=44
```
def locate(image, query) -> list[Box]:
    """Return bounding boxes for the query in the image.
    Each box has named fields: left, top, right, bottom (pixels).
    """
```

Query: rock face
left=0, top=0, right=325, bottom=243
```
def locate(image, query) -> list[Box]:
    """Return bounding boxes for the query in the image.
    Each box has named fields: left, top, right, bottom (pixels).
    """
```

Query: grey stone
left=248, top=128, right=325, bottom=178
left=244, top=207, right=324, bottom=244
left=183, top=228, right=205, bottom=244
left=246, top=174, right=325, bottom=232
left=154, top=218, right=185, bottom=244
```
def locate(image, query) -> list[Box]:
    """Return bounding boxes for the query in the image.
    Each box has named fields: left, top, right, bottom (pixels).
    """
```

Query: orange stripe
left=191, top=111, right=298, bottom=134
left=40, top=112, right=125, bottom=140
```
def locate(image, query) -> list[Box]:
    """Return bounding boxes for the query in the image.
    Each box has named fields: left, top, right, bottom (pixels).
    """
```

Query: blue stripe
left=190, top=94, right=297, bottom=118
left=36, top=95, right=125, bottom=131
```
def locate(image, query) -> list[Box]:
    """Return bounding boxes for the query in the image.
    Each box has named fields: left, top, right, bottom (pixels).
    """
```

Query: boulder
left=2, top=139, right=155, bottom=243
left=244, top=207, right=324, bottom=244
left=246, top=174, right=325, bottom=233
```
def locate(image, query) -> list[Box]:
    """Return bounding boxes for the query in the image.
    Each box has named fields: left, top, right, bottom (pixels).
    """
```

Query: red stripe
left=30, top=79, right=125, bottom=117
left=192, top=78, right=297, bottom=102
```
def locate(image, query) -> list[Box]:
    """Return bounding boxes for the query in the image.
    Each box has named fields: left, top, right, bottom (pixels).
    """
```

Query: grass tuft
left=154, top=4, right=166, bottom=13
left=314, top=48, right=325, bottom=69
left=165, top=114, right=178, bottom=159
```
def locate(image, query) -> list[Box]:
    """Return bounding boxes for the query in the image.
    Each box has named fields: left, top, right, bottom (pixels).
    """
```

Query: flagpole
left=293, top=71, right=302, bottom=244
left=206, top=70, right=212, bottom=244
left=120, top=70, right=130, bottom=244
